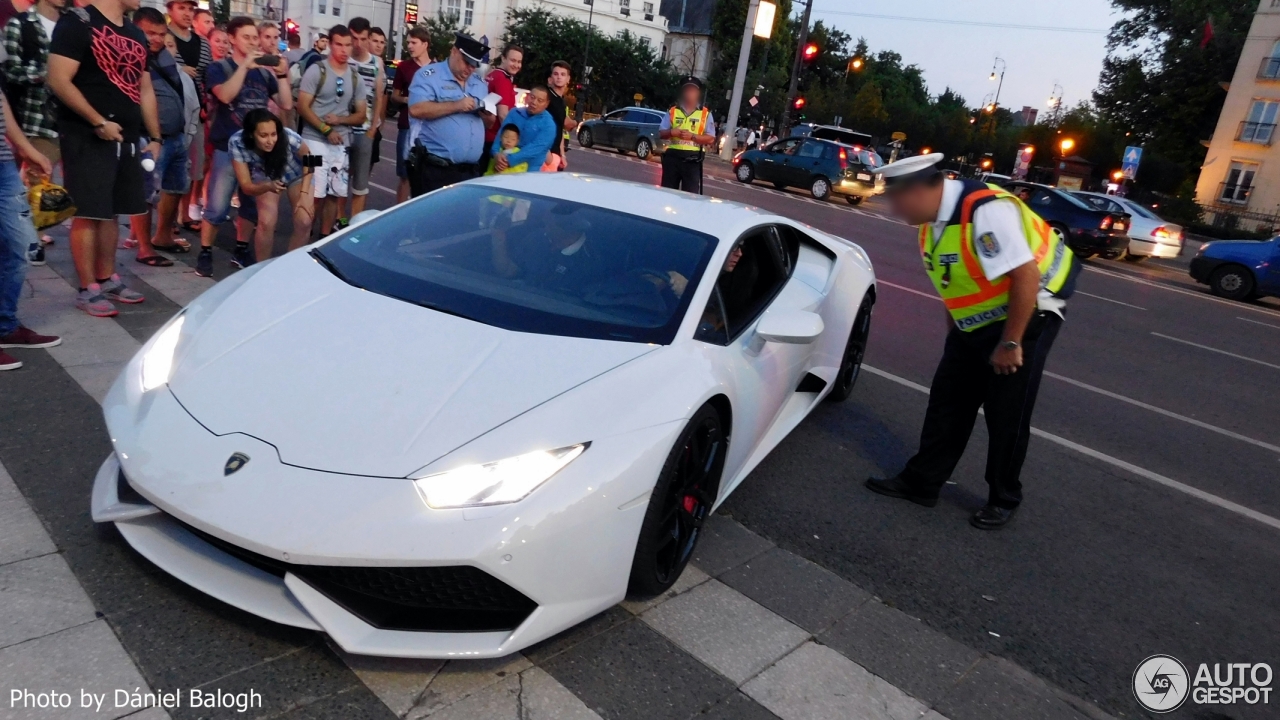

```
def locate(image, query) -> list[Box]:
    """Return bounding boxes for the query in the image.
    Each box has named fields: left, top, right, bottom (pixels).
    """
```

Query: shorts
left=155, top=135, right=191, bottom=196
left=28, top=136, right=59, bottom=164
left=395, top=130, right=410, bottom=178
left=188, top=123, right=205, bottom=180
left=60, top=125, right=147, bottom=219
left=348, top=132, right=372, bottom=195
left=310, top=142, right=350, bottom=199
left=202, top=148, right=259, bottom=225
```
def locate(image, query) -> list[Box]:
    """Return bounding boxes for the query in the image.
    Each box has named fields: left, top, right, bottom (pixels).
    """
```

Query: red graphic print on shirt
left=90, top=25, right=145, bottom=104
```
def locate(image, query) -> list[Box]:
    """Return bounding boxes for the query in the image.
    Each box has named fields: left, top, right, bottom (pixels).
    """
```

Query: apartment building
left=1196, top=0, right=1280, bottom=229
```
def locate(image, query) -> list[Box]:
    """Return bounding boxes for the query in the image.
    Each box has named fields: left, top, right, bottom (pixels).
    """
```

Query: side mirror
left=756, top=310, right=824, bottom=344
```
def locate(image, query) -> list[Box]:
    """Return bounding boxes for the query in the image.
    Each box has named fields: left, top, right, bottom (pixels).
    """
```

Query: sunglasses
left=335, top=76, right=344, bottom=98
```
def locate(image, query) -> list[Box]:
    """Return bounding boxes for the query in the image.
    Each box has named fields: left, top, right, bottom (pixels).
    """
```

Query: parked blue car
left=1189, top=235, right=1280, bottom=300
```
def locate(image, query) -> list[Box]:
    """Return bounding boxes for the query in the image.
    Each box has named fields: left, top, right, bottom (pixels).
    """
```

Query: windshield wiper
left=309, top=249, right=358, bottom=287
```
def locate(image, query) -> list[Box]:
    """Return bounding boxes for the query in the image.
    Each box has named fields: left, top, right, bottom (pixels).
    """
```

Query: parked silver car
left=1072, top=192, right=1184, bottom=261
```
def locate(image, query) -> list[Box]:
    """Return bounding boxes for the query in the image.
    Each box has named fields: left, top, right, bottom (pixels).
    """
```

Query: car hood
left=167, top=251, right=656, bottom=478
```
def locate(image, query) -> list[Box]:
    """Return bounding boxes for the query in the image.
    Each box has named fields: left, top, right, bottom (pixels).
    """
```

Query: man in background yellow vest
left=658, top=76, right=715, bottom=193
left=865, top=153, right=1080, bottom=530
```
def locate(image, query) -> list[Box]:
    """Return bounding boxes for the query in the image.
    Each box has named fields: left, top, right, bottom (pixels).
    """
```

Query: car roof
left=470, top=172, right=778, bottom=239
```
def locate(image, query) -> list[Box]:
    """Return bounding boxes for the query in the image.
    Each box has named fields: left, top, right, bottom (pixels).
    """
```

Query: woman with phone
left=228, top=109, right=316, bottom=260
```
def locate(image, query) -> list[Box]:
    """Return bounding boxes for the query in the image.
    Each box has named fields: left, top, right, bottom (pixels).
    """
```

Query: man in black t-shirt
left=48, top=0, right=161, bottom=317
left=546, top=60, right=576, bottom=170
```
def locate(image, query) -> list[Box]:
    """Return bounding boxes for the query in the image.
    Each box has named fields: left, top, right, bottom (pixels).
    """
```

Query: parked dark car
left=732, top=136, right=883, bottom=204
left=1003, top=181, right=1132, bottom=259
left=789, top=123, right=874, bottom=148
left=577, top=107, right=664, bottom=159
left=1189, top=235, right=1280, bottom=300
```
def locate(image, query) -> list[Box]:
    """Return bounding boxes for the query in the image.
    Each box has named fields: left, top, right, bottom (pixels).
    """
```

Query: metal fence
left=1199, top=202, right=1280, bottom=235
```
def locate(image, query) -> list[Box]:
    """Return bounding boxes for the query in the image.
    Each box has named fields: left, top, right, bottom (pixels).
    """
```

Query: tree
left=848, top=81, right=888, bottom=133
left=422, top=11, right=468, bottom=60
left=1093, top=0, right=1254, bottom=183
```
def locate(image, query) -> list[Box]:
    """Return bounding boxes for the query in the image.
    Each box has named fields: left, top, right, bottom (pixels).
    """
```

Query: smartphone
left=302, top=154, right=323, bottom=168
left=257, top=55, right=281, bottom=67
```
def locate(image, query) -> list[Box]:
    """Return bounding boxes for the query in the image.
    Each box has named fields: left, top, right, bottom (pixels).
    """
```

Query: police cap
left=680, top=75, right=704, bottom=92
left=453, top=33, right=489, bottom=68
left=876, top=152, right=945, bottom=191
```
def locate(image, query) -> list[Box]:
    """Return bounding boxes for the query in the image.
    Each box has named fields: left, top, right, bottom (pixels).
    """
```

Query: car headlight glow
left=140, top=315, right=185, bottom=391
left=413, top=444, right=587, bottom=509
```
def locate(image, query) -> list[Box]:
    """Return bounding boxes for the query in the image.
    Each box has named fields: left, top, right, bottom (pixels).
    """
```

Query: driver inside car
left=490, top=207, right=604, bottom=293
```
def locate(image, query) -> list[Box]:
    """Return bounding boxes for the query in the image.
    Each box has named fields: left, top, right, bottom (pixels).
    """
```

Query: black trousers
left=661, top=151, right=703, bottom=194
left=408, top=158, right=480, bottom=198
left=901, top=312, right=1063, bottom=508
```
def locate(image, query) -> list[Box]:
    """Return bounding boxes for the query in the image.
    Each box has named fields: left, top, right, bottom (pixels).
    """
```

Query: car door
left=757, top=138, right=802, bottom=184
left=610, top=109, right=645, bottom=150
left=598, top=110, right=628, bottom=147
left=693, top=225, right=820, bottom=496
left=787, top=140, right=827, bottom=186
left=1263, top=238, right=1280, bottom=294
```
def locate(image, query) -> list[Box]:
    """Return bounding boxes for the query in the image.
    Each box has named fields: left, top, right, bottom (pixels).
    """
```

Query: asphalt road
left=17, top=128, right=1273, bottom=719
left=490, top=143, right=1280, bottom=720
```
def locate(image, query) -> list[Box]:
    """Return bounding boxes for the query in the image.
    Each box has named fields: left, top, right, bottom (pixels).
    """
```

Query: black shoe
left=865, top=475, right=938, bottom=507
left=970, top=504, right=1018, bottom=530
left=231, top=243, right=253, bottom=269
left=194, top=249, right=214, bottom=278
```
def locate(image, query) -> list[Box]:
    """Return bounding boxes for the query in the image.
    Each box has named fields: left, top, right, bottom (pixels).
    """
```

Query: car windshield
left=311, top=186, right=718, bottom=344
left=1071, top=193, right=1124, bottom=213
left=1053, top=189, right=1093, bottom=210
left=1121, top=200, right=1159, bottom=220
left=859, top=150, right=883, bottom=167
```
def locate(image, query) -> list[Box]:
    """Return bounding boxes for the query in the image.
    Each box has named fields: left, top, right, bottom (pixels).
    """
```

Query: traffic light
left=284, top=18, right=298, bottom=34
left=792, top=96, right=806, bottom=111
left=802, top=43, right=820, bottom=64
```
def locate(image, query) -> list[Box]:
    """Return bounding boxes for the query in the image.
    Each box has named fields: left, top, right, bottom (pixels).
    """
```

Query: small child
left=487, top=124, right=529, bottom=175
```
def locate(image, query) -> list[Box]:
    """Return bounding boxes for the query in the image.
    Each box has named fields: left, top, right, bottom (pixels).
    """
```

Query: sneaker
left=27, top=242, right=45, bottom=266
left=231, top=243, right=254, bottom=269
left=40, top=233, right=54, bottom=246
left=334, top=217, right=350, bottom=230
left=0, top=350, right=21, bottom=371
left=100, top=274, right=144, bottom=304
left=195, top=248, right=213, bottom=278
left=0, top=326, right=62, bottom=349
left=76, top=284, right=118, bottom=317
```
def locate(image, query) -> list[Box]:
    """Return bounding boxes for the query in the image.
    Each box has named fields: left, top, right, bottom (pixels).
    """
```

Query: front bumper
left=1189, top=255, right=1219, bottom=284
left=96, top=371, right=680, bottom=658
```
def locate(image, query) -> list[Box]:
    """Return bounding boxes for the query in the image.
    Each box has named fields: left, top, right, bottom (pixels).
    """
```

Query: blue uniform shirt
left=407, top=60, right=489, bottom=164
left=490, top=107, right=558, bottom=169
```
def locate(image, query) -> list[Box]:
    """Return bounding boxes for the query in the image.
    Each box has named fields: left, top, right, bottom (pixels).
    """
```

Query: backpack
left=207, top=58, right=275, bottom=125
left=2, top=12, right=51, bottom=118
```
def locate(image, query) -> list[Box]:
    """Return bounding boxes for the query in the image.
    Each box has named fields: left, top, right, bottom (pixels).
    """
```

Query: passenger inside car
left=490, top=206, right=603, bottom=293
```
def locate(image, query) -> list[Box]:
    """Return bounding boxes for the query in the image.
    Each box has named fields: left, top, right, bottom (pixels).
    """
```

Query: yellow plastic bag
left=29, top=181, right=76, bottom=230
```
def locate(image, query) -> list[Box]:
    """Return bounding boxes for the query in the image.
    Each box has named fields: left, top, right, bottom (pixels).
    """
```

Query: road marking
left=862, top=364, right=1280, bottom=532
left=1239, top=316, right=1280, bottom=330
left=369, top=181, right=397, bottom=195
left=877, top=279, right=940, bottom=301
left=1150, top=332, right=1280, bottom=370
left=1043, top=371, right=1280, bottom=454
left=1075, top=290, right=1147, bottom=310
left=1085, top=265, right=1280, bottom=319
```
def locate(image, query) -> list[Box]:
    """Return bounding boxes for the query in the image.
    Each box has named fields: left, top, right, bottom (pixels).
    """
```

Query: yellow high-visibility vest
left=666, top=105, right=709, bottom=152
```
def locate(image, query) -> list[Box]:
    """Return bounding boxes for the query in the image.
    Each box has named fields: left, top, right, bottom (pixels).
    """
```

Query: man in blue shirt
left=406, top=33, right=494, bottom=197
left=489, top=85, right=555, bottom=173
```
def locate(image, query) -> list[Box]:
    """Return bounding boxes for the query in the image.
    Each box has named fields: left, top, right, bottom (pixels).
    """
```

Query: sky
left=810, top=0, right=1121, bottom=113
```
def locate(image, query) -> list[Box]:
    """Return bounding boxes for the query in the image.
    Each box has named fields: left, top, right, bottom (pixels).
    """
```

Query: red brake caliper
left=682, top=495, right=697, bottom=514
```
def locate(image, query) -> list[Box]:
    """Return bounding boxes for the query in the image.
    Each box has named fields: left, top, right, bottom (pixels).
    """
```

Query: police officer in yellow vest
left=865, top=154, right=1080, bottom=530
left=659, top=76, right=716, bottom=193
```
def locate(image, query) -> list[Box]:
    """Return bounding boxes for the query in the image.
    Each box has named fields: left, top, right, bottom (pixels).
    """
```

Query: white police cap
left=876, top=152, right=945, bottom=188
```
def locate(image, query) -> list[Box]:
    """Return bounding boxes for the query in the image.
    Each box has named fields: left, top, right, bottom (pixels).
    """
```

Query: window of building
left=643, top=1, right=653, bottom=19
left=1220, top=161, right=1259, bottom=204
left=619, top=0, right=630, bottom=15
left=1239, top=100, right=1280, bottom=145
left=1263, top=41, right=1280, bottom=79
left=444, top=0, right=461, bottom=21
left=464, top=0, right=474, bottom=25
left=317, top=0, right=326, bottom=13
left=331, top=0, right=341, bottom=14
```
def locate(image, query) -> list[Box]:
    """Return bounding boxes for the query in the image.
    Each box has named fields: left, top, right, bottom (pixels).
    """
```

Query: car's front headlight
left=140, top=315, right=184, bottom=391
left=413, top=444, right=587, bottom=509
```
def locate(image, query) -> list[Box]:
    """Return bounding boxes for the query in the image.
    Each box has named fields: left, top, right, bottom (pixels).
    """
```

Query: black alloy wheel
left=828, top=296, right=873, bottom=402
left=628, top=404, right=726, bottom=596
left=578, top=127, right=594, bottom=148
left=1209, top=265, right=1255, bottom=301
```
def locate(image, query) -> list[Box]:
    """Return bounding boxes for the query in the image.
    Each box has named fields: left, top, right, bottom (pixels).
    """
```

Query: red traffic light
left=284, top=18, right=298, bottom=33
left=802, top=43, right=819, bottom=62
left=792, top=96, right=807, bottom=110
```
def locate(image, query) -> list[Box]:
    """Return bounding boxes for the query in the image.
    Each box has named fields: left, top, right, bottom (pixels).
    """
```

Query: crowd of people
left=0, top=0, right=581, bottom=371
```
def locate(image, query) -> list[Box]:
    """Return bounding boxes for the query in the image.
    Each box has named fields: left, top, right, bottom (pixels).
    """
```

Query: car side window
left=1030, top=190, right=1054, bottom=206
left=774, top=139, right=801, bottom=155
left=799, top=141, right=824, bottom=159
left=622, top=110, right=650, bottom=123
left=605, top=110, right=627, bottom=121
left=643, top=111, right=664, bottom=125
left=695, top=226, right=797, bottom=345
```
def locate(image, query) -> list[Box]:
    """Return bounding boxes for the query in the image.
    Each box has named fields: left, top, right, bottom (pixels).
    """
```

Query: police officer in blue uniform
left=405, top=33, right=496, bottom=197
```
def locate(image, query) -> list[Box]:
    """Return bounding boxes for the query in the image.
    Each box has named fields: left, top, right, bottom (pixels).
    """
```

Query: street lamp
left=920, top=146, right=931, bottom=154
left=1111, top=170, right=1124, bottom=182
left=988, top=56, right=1006, bottom=111
left=1059, top=138, right=1075, bottom=155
